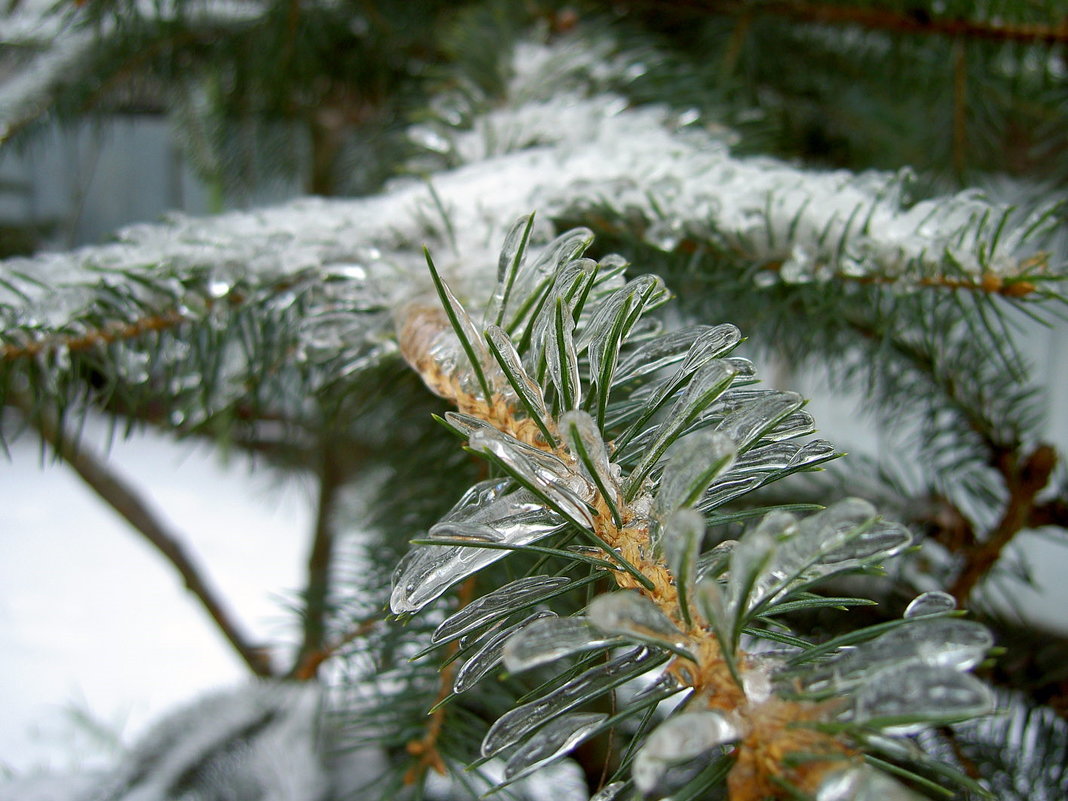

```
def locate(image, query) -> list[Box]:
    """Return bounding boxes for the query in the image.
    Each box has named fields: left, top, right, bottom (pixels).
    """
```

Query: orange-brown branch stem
left=404, top=576, right=478, bottom=785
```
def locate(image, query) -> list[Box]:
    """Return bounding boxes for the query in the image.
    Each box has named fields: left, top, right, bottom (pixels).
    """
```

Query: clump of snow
left=0, top=33, right=1057, bottom=387
left=417, top=35, right=1055, bottom=282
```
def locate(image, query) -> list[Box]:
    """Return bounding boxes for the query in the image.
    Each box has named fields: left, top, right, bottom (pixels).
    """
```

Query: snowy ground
left=0, top=418, right=312, bottom=776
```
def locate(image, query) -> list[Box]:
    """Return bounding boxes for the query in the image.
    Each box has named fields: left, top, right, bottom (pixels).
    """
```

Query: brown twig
left=761, top=1, right=1068, bottom=45
left=1, top=310, right=189, bottom=361
left=292, top=444, right=345, bottom=676
left=290, top=614, right=382, bottom=681
left=14, top=393, right=274, bottom=677
left=951, top=444, right=1058, bottom=603
left=404, top=576, right=478, bottom=786
left=757, top=260, right=1041, bottom=297
left=620, top=1, right=1068, bottom=46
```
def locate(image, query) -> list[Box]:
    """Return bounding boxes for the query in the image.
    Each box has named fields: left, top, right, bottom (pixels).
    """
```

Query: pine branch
left=1, top=310, right=189, bottom=361
left=759, top=1, right=1068, bottom=46
left=591, top=218, right=1047, bottom=298
left=14, top=393, right=274, bottom=677
left=292, top=442, right=346, bottom=675
left=404, top=575, right=478, bottom=786
left=290, top=614, right=383, bottom=681
left=627, top=0, right=1068, bottom=46
left=951, top=443, right=1058, bottom=603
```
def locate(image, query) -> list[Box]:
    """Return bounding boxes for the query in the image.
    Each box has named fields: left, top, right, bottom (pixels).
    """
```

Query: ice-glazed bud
left=816, top=763, right=926, bottom=801
left=632, top=710, right=740, bottom=794
left=904, top=591, right=956, bottom=618
left=504, top=712, right=607, bottom=780
left=587, top=591, right=688, bottom=653
left=504, top=615, right=621, bottom=673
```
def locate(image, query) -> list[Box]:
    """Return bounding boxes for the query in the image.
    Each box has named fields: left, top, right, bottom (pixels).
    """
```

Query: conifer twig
left=760, top=1, right=1068, bottom=45
left=1, top=310, right=189, bottom=361
left=293, top=444, right=345, bottom=675
left=951, top=443, right=1057, bottom=603
left=624, top=1, right=1068, bottom=46
left=14, top=394, right=274, bottom=677
left=290, top=614, right=382, bottom=680
left=404, top=576, right=478, bottom=786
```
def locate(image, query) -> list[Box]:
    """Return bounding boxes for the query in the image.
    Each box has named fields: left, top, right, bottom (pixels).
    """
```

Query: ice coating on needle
left=503, top=616, right=622, bottom=674
left=816, top=763, right=926, bottom=801
left=433, top=574, right=572, bottom=643
left=805, top=617, right=994, bottom=691
left=453, top=611, right=555, bottom=694
left=481, top=647, right=661, bottom=757
left=389, top=485, right=563, bottom=614
left=654, top=429, right=737, bottom=519
left=586, top=591, right=689, bottom=654
left=503, top=712, right=607, bottom=781
left=850, top=663, right=993, bottom=732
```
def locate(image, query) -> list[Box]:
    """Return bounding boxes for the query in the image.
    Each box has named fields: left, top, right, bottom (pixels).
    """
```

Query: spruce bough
left=389, top=218, right=993, bottom=801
